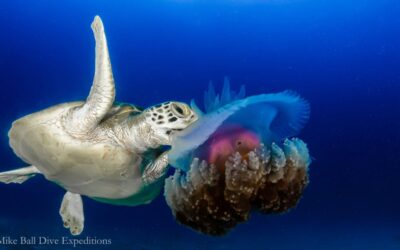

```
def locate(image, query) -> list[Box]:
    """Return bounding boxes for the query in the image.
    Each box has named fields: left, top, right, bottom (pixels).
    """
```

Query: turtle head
left=143, top=101, right=198, bottom=145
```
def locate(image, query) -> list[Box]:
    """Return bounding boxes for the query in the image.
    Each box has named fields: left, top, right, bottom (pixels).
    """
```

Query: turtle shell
left=8, top=101, right=161, bottom=202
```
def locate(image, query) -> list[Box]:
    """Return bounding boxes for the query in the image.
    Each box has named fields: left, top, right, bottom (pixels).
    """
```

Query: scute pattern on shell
left=164, top=138, right=310, bottom=236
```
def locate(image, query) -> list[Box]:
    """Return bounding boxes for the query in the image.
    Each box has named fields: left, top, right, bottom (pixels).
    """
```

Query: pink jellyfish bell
left=206, top=125, right=261, bottom=166
left=165, top=78, right=311, bottom=235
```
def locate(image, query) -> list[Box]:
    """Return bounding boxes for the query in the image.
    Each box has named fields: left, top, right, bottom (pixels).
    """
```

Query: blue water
left=0, top=0, right=399, bottom=249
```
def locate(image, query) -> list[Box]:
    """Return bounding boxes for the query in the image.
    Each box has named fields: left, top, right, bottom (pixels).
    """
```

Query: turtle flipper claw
left=60, top=192, right=84, bottom=236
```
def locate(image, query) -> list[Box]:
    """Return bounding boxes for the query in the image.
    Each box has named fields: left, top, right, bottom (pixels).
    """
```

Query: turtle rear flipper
left=68, top=16, right=116, bottom=135
left=0, top=166, right=40, bottom=184
left=60, top=191, right=84, bottom=236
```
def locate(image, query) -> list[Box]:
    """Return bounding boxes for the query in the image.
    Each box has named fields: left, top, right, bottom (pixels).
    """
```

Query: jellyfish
left=164, top=78, right=311, bottom=236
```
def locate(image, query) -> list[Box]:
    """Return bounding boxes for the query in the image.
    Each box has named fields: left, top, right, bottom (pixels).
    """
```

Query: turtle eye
left=171, top=103, right=188, bottom=118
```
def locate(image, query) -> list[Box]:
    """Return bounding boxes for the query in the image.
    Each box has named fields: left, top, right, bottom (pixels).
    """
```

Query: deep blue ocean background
left=0, top=0, right=399, bottom=249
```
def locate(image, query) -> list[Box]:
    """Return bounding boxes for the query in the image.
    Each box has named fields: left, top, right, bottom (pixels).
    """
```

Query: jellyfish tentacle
left=165, top=138, right=310, bottom=236
left=203, top=77, right=246, bottom=113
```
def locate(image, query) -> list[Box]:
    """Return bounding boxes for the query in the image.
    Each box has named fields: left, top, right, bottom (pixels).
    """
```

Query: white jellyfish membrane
left=168, top=78, right=310, bottom=171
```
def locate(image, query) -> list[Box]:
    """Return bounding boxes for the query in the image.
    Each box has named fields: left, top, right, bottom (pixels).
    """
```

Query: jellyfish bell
left=165, top=78, right=311, bottom=236
left=195, top=124, right=261, bottom=171
left=206, top=126, right=260, bottom=166
left=168, top=78, right=309, bottom=170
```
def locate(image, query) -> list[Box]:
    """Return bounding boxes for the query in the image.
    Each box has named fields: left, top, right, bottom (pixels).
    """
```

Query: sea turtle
left=0, top=16, right=198, bottom=235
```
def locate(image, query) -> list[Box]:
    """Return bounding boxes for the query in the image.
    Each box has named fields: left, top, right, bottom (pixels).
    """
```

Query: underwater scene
left=0, top=0, right=399, bottom=249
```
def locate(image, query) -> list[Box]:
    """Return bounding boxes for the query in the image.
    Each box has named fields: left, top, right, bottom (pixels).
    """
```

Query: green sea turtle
left=0, top=16, right=198, bottom=235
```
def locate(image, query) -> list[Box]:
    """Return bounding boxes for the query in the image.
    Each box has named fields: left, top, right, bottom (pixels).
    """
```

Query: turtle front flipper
left=142, top=151, right=169, bottom=185
left=0, top=166, right=41, bottom=184
left=60, top=191, right=84, bottom=236
left=68, top=16, right=116, bottom=135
